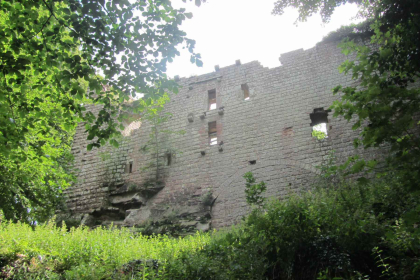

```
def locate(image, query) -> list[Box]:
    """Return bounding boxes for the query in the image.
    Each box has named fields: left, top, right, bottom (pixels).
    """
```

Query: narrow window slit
left=241, top=84, right=250, bottom=100
left=208, top=89, right=217, bottom=110
left=129, top=161, right=133, bottom=173
left=208, top=121, right=217, bottom=146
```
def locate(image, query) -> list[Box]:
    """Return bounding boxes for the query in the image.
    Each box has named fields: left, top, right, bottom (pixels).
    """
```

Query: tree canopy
left=273, top=0, right=366, bottom=23
left=0, top=0, right=202, bottom=221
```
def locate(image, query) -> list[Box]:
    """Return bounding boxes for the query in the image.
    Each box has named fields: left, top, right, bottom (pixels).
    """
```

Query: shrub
left=162, top=177, right=419, bottom=279
left=244, top=172, right=267, bottom=208
left=1, top=177, right=419, bottom=279
left=201, top=191, right=214, bottom=207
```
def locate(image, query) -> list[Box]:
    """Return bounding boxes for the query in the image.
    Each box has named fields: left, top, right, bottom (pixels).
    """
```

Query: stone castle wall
left=65, top=41, right=381, bottom=230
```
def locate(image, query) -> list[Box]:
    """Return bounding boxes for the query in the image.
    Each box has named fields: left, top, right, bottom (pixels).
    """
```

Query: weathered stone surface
left=110, top=182, right=164, bottom=197
left=109, top=192, right=147, bottom=210
left=176, top=205, right=203, bottom=218
left=196, top=222, right=210, bottom=232
left=180, top=220, right=198, bottom=227
left=80, top=214, right=96, bottom=227
left=125, top=208, right=152, bottom=225
left=64, top=40, right=386, bottom=229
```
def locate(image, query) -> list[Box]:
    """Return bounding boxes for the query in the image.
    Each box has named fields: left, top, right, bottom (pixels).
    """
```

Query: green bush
left=161, top=178, right=420, bottom=279
left=1, top=178, right=419, bottom=279
left=244, top=172, right=267, bottom=208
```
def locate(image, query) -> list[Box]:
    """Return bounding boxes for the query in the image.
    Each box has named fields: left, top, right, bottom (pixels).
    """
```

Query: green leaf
left=0, top=0, right=196, bottom=222
left=357, top=177, right=369, bottom=185
left=110, top=139, right=119, bottom=148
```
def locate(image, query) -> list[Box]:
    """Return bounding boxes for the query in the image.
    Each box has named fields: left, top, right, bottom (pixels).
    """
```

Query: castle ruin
left=63, top=40, right=378, bottom=232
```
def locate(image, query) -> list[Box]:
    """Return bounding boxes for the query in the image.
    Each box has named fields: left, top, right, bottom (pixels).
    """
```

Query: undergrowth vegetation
left=1, top=176, right=419, bottom=279
left=159, top=177, right=420, bottom=280
left=0, top=223, right=210, bottom=279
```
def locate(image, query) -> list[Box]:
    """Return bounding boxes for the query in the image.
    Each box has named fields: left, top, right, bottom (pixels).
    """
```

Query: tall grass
left=0, top=221, right=210, bottom=279
left=1, top=178, right=419, bottom=279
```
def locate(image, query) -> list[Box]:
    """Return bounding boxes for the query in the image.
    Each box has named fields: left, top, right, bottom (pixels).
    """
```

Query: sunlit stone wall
left=65, top=40, right=383, bottom=228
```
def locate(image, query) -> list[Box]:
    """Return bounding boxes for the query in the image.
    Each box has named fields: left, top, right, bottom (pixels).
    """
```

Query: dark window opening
left=166, top=153, right=172, bottom=166
left=249, top=160, right=257, bottom=165
left=129, top=161, right=133, bottom=173
left=310, top=108, right=329, bottom=139
left=208, top=121, right=217, bottom=146
left=241, top=84, right=250, bottom=100
left=208, top=89, right=217, bottom=110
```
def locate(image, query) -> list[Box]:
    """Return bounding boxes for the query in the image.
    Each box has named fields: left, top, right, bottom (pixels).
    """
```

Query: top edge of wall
left=175, top=41, right=341, bottom=83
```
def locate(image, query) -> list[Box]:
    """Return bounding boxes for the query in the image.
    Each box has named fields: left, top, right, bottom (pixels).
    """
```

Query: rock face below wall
left=61, top=180, right=213, bottom=234
left=63, top=40, right=385, bottom=231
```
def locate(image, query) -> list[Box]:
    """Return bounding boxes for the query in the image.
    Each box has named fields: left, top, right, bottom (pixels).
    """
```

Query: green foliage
left=272, top=0, right=367, bottom=23
left=320, top=21, right=374, bottom=43
left=0, top=74, right=76, bottom=222
left=243, top=172, right=267, bottom=208
left=1, top=0, right=201, bottom=221
left=331, top=15, right=420, bottom=187
left=312, top=128, right=327, bottom=140
left=1, top=0, right=201, bottom=152
left=0, top=221, right=210, bottom=279
left=274, top=0, right=420, bottom=239
left=316, top=151, right=379, bottom=188
left=139, top=94, right=185, bottom=181
left=372, top=246, right=395, bottom=278
left=201, top=191, right=214, bottom=207
left=329, top=0, right=420, bottom=194
left=1, top=178, right=420, bottom=279
left=0, top=6, right=80, bottom=222
left=159, top=178, right=420, bottom=279
left=316, top=150, right=340, bottom=179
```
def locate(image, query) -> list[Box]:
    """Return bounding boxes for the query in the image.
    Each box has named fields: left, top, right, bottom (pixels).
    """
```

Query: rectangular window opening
left=241, top=84, right=250, bottom=100
left=310, top=108, right=329, bottom=139
left=208, top=89, right=217, bottom=110
left=166, top=153, right=172, bottom=166
left=208, top=121, right=217, bottom=146
left=129, top=161, right=133, bottom=173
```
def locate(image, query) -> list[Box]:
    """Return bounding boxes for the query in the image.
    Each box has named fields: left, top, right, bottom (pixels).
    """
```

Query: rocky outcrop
left=64, top=180, right=213, bottom=235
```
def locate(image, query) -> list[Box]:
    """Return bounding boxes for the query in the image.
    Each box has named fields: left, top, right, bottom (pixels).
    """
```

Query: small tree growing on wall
left=140, top=94, right=185, bottom=182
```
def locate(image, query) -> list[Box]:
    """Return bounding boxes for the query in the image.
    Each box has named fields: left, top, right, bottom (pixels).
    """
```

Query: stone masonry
left=64, top=40, right=381, bottom=231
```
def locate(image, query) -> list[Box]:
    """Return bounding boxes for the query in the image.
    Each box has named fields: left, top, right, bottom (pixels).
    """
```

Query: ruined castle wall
left=65, top=41, right=380, bottom=228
